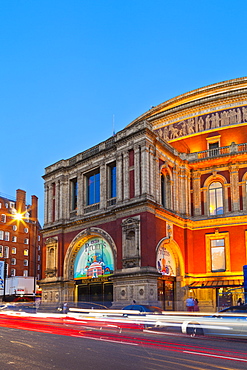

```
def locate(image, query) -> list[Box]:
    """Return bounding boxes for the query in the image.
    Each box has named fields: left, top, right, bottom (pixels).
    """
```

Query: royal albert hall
left=41, top=77, right=247, bottom=311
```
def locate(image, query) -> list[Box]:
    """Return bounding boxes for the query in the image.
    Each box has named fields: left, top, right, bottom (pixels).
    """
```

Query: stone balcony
left=185, top=142, right=247, bottom=162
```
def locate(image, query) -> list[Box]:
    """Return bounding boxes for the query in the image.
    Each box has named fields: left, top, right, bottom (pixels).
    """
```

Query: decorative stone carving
left=121, top=217, right=141, bottom=268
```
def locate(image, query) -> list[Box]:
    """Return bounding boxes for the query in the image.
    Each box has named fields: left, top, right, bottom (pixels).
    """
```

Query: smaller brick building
left=0, top=189, right=42, bottom=300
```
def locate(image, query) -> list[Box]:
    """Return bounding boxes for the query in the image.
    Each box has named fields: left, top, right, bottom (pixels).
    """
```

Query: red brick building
left=0, top=189, right=42, bottom=300
left=41, top=77, right=247, bottom=311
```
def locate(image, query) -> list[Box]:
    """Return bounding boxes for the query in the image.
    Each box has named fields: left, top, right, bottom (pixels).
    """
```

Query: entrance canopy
left=189, top=279, right=243, bottom=289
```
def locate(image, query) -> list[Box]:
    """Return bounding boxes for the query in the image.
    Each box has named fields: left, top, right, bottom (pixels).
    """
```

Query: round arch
left=64, top=227, right=117, bottom=281
left=156, top=237, right=185, bottom=278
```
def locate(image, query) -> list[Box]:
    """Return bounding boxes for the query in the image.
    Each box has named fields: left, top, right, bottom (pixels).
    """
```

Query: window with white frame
left=24, top=259, right=28, bottom=266
left=10, top=268, right=16, bottom=276
left=24, top=249, right=28, bottom=256
left=9, top=202, right=15, bottom=209
left=11, top=247, right=16, bottom=254
left=11, top=258, right=16, bottom=265
left=4, top=232, right=10, bottom=241
left=0, top=231, right=3, bottom=240
left=209, top=182, right=223, bottom=215
left=37, top=255, right=40, bottom=261
left=0, top=245, right=3, bottom=258
left=5, top=203, right=8, bottom=208
left=12, top=236, right=17, bottom=243
left=210, top=239, right=225, bottom=272
left=24, top=238, right=29, bottom=245
left=37, top=264, right=40, bottom=270
left=4, top=246, right=9, bottom=258
left=24, top=228, right=28, bottom=233
left=12, top=225, right=17, bottom=231
left=206, top=232, right=230, bottom=273
left=23, top=270, right=28, bottom=277
left=38, top=235, right=40, bottom=241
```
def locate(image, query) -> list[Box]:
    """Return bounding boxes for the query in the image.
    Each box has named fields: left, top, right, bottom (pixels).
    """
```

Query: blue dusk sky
left=0, top=0, right=246, bottom=224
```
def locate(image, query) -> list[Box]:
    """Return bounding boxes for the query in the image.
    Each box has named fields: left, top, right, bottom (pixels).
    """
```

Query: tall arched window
left=209, top=182, right=223, bottom=215
left=161, top=173, right=171, bottom=209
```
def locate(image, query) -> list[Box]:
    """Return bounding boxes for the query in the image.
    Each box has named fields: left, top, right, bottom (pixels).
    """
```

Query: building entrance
left=77, top=282, right=113, bottom=307
left=158, top=277, right=175, bottom=310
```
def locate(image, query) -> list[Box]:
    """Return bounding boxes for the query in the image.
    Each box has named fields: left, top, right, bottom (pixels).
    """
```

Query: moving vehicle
left=182, top=309, right=247, bottom=338
left=122, top=304, right=163, bottom=314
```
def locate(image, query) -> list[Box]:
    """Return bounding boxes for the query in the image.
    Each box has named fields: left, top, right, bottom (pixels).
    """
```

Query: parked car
left=219, top=304, right=247, bottom=314
left=122, top=304, right=163, bottom=314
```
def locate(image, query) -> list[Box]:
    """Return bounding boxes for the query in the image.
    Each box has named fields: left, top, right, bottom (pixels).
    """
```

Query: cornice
left=127, top=77, right=247, bottom=127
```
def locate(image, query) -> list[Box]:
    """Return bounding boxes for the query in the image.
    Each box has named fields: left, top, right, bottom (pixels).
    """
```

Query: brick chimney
left=16, top=189, right=26, bottom=213
left=31, top=195, right=38, bottom=221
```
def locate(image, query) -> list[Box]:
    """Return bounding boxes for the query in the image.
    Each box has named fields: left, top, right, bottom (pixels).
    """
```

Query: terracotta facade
left=41, top=77, right=247, bottom=311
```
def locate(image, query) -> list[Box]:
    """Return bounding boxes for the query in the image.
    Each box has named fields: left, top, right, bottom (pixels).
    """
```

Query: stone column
left=134, top=146, right=141, bottom=197
left=100, top=163, right=107, bottom=209
left=230, top=165, right=240, bottom=211
left=173, top=165, right=179, bottom=212
left=116, top=153, right=123, bottom=203
left=192, top=171, right=201, bottom=216
left=149, top=146, right=155, bottom=198
left=123, top=151, right=129, bottom=201
left=141, top=145, right=149, bottom=195
left=77, top=172, right=84, bottom=216
left=44, top=184, right=49, bottom=225
left=55, top=180, right=60, bottom=221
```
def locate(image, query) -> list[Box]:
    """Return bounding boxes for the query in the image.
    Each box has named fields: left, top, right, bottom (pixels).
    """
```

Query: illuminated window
left=206, top=232, right=230, bottom=273
left=24, top=249, right=28, bottom=256
left=11, top=247, right=16, bottom=254
left=0, top=246, right=3, bottom=257
left=87, top=171, right=100, bottom=205
left=209, top=182, right=223, bottom=215
left=210, top=239, right=225, bottom=271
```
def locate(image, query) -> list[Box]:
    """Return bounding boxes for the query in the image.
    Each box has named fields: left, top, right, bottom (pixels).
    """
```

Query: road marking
left=10, top=341, right=33, bottom=348
left=80, top=335, right=138, bottom=346
left=184, top=350, right=247, bottom=362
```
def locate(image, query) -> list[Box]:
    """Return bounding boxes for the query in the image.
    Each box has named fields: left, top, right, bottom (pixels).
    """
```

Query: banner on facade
left=0, top=260, right=4, bottom=292
left=156, top=246, right=176, bottom=276
left=74, top=237, right=114, bottom=279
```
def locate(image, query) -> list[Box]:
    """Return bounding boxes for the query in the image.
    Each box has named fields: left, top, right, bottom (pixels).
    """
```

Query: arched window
left=161, top=173, right=171, bottom=209
left=209, top=182, right=223, bottom=215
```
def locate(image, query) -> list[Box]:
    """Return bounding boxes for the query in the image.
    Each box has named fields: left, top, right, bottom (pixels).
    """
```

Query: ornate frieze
left=155, top=105, right=247, bottom=142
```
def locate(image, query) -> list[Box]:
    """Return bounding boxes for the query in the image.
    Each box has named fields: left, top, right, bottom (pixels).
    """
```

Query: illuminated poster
left=156, top=246, right=176, bottom=276
left=74, top=237, right=114, bottom=279
left=0, top=261, right=4, bottom=291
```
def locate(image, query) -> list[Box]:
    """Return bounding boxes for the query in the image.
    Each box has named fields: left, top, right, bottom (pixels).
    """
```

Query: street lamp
left=13, top=210, right=37, bottom=300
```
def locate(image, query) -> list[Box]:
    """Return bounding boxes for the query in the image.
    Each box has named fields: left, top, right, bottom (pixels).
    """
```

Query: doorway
left=158, top=278, right=175, bottom=310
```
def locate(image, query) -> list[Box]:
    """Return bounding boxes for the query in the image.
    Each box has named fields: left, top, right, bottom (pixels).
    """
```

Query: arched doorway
left=64, top=227, right=117, bottom=307
left=156, top=237, right=184, bottom=310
